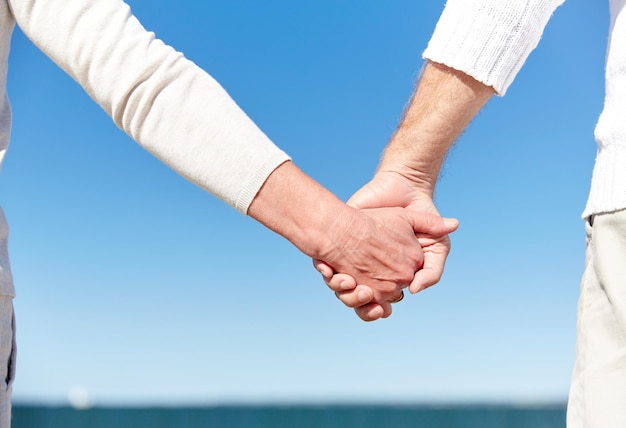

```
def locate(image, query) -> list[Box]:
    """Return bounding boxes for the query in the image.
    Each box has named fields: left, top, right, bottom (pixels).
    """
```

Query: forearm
left=12, top=0, right=289, bottom=212
left=379, top=61, right=494, bottom=195
left=380, top=0, right=565, bottom=193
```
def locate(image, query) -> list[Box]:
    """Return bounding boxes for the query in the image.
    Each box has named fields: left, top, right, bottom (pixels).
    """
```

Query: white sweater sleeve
left=9, top=0, right=290, bottom=213
left=423, top=0, right=565, bottom=95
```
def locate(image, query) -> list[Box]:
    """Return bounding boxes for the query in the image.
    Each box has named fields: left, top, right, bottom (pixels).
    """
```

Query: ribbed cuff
left=237, top=152, right=291, bottom=215
left=582, top=144, right=626, bottom=219
left=423, top=0, right=564, bottom=95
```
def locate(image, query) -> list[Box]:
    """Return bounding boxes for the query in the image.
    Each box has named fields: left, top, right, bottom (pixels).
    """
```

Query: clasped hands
left=313, top=171, right=457, bottom=321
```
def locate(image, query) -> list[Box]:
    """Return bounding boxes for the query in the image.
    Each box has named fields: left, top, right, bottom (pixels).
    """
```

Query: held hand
left=318, top=206, right=451, bottom=319
left=351, top=169, right=455, bottom=293
left=247, top=161, right=452, bottom=322
left=316, top=170, right=457, bottom=321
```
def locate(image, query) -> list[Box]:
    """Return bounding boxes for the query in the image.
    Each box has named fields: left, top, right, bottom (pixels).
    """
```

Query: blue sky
left=1, top=0, right=608, bottom=406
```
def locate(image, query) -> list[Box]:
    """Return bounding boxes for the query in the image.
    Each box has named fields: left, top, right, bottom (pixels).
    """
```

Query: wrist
left=375, top=162, right=438, bottom=199
left=374, top=62, right=494, bottom=198
left=248, top=161, right=354, bottom=260
left=291, top=200, right=359, bottom=263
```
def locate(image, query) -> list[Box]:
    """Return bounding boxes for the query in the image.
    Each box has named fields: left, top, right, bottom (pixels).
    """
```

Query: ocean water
left=12, top=404, right=566, bottom=428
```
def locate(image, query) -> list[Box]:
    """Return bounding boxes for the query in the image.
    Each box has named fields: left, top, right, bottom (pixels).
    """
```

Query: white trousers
left=0, top=296, right=14, bottom=428
left=567, top=209, right=626, bottom=427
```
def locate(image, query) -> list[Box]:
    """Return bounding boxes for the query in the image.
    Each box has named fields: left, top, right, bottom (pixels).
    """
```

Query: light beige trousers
left=0, top=296, right=14, bottom=428
left=567, top=209, right=626, bottom=427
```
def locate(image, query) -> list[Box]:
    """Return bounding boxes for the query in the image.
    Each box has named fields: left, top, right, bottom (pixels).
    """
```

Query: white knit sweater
left=0, top=0, right=292, bottom=297
left=424, top=0, right=626, bottom=220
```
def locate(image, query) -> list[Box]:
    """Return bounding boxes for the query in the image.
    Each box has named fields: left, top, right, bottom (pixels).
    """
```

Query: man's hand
left=247, top=161, right=455, bottom=321
left=316, top=62, right=493, bottom=321
left=318, top=203, right=458, bottom=320
left=315, top=169, right=457, bottom=321
left=351, top=169, right=453, bottom=293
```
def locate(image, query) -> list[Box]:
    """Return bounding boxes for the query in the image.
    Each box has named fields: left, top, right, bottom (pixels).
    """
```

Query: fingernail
left=358, top=290, right=370, bottom=302
left=340, top=281, right=352, bottom=290
left=372, top=307, right=385, bottom=320
left=444, top=218, right=459, bottom=228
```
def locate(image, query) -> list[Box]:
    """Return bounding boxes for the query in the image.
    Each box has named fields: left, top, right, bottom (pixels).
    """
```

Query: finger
left=390, top=290, right=404, bottom=304
left=345, top=183, right=374, bottom=209
left=409, top=268, right=441, bottom=294
left=312, top=259, right=334, bottom=279
left=409, top=240, right=450, bottom=294
left=354, top=302, right=386, bottom=322
left=406, top=211, right=459, bottom=237
left=313, top=260, right=358, bottom=291
left=380, top=301, right=393, bottom=318
left=335, top=285, right=375, bottom=308
left=324, top=273, right=357, bottom=292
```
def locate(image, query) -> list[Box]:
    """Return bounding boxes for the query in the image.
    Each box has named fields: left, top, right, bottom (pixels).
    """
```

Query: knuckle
left=376, top=282, right=399, bottom=295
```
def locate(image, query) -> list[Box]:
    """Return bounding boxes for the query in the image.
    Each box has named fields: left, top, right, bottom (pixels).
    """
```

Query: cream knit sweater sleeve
left=423, top=0, right=565, bottom=95
left=9, top=0, right=290, bottom=213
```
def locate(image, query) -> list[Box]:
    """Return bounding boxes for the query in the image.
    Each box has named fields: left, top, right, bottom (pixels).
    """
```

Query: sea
left=12, top=404, right=566, bottom=428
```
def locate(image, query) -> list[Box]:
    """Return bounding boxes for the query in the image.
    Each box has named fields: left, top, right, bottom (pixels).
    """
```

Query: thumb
left=346, top=185, right=375, bottom=209
left=405, top=210, right=459, bottom=236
